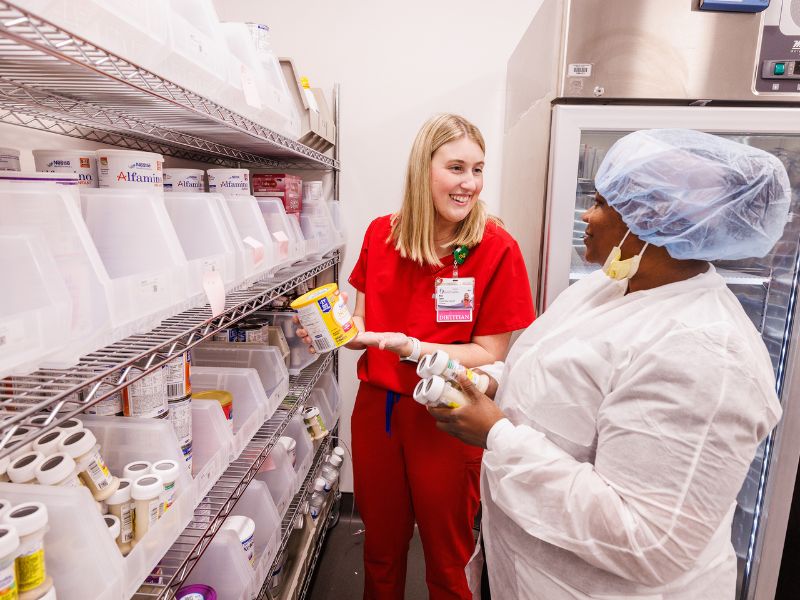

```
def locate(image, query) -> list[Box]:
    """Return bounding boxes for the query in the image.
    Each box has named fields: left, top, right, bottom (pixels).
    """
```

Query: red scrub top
left=349, top=214, right=535, bottom=396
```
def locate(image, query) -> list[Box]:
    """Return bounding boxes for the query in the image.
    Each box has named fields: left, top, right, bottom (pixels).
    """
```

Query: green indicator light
left=774, top=63, right=786, bottom=76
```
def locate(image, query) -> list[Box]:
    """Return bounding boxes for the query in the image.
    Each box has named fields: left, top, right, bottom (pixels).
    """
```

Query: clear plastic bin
left=192, top=399, right=233, bottom=500
left=284, top=414, right=314, bottom=488
left=231, top=479, right=282, bottom=591
left=192, top=343, right=290, bottom=412
left=306, top=388, right=334, bottom=433
left=80, top=188, right=190, bottom=335
left=255, top=443, right=296, bottom=517
left=255, top=197, right=298, bottom=270
left=183, top=528, right=253, bottom=600
left=207, top=192, right=255, bottom=288
left=0, top=230, right=72, bottom=378
left=286, top=213, right=310, bottom=263
left=224, top=195, right=277, bottom=279
left=260, top=312, right=319, bottom=376
left=300, top=198, right=339, bottom=258
left=192, top=365, right=276, bottom=460
left=0, top=415, right=195, bottom=600
left=314, top=371, right=342, bottom=422
left=328, top=201, right=347, bottom=250
left=164, top=192, right=237, bottom=300
left=1, top=182, right=114, bottom=370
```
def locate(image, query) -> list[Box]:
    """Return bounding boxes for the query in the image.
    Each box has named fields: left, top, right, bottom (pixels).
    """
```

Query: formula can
left=84, top=374, right=124, bottom=416
left=290, top=283, right=357, bottom=353
left=161, top=351, right=191, bottom=402
left=0, top=147, right=20, bottom=171
left=207, top=168, right=249, bottom=196
left=32, top=149, right=99, bottom=187
left=97, top=149, right=163, bottom=189
left=163, top=168, right=204, bottom=193
left=302, top=406, right=327, bottom=440
left=122, top=368, right=168, bottom=418
left=168, top=395, right=193, bottom=472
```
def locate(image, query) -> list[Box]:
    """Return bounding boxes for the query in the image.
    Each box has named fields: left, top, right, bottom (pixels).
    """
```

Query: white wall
left=215, top=0, right=544, bottom=491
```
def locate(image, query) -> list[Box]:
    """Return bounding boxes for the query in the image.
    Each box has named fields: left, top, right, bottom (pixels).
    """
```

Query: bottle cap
left=151, top=459, right=179, bottom=484
left=416, top=354, right=432, bottom=378
left=0, top=455, right=9, bottom=479
left=332, top=446, right=345, bottom=459
left=33, top=430, right=67, bottom=456
left=427, top=350, right=450, bottom=377
left=3, top=501, right=48, bottom=535
left=329, top=454, right=343, bottom=468
left=56, top=418, right=84, bottom=436
left=131, top=474, right=164, bottom=500
left=58, top=428, right=97, bottom=458
left=0, top=499, right=12, bottom=521
left=314, top=477, right=326, bottom=492
left=123, top=461, right=152, bottom=480
left=104, top=514, right=120, bottom=539
left=278, top=436, right=296, bottom=452
left=106, top=478, right=132, bottom=505
left=7, top=451, right=46, bottom=483
left=0, top=525, right=19, bottom=558
left=413, top=376, right=446, bottom=405
left=25, top=415, right=52, bottom=427
left=34, top=452, right=78, bottom=486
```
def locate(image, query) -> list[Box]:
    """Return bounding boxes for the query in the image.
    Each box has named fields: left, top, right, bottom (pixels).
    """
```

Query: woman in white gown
left=429, top=129, right=792, bottom=599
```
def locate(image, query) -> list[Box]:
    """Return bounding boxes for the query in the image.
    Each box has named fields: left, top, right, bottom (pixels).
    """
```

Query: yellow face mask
left=602, top=230, right=649, bottom=281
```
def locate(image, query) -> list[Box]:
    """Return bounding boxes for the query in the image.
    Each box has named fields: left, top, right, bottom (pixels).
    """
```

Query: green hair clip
left=453, top=245, right=469, bottom=266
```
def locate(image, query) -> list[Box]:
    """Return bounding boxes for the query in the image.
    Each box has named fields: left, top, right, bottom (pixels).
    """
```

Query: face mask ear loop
left=637, top=242, right=650, bottom=259
left=618, top=229, right=632, bottom=246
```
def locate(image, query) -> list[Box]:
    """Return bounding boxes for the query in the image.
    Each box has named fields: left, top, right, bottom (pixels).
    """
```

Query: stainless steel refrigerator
left=501, top=2, right=800, bottom=598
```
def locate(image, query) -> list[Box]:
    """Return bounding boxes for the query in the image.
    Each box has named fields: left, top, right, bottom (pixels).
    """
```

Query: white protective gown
left=470, top=266, right=781, bottom=599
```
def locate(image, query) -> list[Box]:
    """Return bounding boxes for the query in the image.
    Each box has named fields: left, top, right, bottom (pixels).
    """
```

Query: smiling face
left=430, top=136, right=484, bottom=232
left=581, top=192, right=631, bottom=264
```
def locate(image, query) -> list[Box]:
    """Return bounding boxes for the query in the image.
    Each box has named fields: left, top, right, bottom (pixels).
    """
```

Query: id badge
left=435, top=277, right=475, bottom=323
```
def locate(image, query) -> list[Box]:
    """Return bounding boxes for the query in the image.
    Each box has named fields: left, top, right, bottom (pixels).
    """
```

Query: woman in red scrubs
left=302, top=114, right=534, bottom=599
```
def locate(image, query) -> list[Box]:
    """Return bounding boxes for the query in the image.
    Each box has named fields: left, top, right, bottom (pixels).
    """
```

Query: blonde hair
left=390, top=114, right=498, bottom=266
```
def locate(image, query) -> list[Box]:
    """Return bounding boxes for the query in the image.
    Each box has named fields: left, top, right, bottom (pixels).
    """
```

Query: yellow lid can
left=290, top=284, right=358, bottom=353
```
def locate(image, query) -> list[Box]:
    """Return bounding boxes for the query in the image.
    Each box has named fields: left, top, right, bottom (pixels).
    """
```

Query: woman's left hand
left=427, top=373, right=506, bottom=448
left=358, top=331, right=413, bottom=357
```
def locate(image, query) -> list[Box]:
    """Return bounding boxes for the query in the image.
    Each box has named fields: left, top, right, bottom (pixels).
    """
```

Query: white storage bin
left=0, top=415, right=194, bottom=600
left=284, top=414, right=314, bottom=488
left=261, top=312, right=318, bottom=376
left=155, top=0, right=231, bottom=103
left=255, top=443, right=296, bottom=516
left=328, top=201, right=347, bottom=250
left=255, top=197, right=297, bottom=270
left=286, top=213, right=310, bottom=264
left=192, top=343, right=290, bottom=411
left=0, top=231, right=72, bottom=378
left=184, top=529, right=253, bottom=600
left=164, top=192, right=238, bottom=300
left=231, top=479, right=282, bottom=590
left=301, top=198, right=339, bottom=257
left=315, top=370, right=342, bottom=420
left=192, top=365, right=276, bottom=460
left=225, top=194, right=277, bottom=279
left=207, top=192, right=254, bottom=288
left=1, top=183, right=115, bottom=370
left=80, top=188, right=190, bottom=334
left=191, top=399, right=233, bottom=500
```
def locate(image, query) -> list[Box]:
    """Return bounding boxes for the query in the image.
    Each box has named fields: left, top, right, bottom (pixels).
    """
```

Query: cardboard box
left=252, top=173, right=303, bottom=213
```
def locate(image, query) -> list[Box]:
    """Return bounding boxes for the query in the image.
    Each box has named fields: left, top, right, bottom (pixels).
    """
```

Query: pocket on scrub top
left=519, top=338, right=610, bottom=448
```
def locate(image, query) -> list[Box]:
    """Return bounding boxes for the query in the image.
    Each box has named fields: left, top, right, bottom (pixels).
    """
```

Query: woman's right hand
left=292, top=316, right=372, bottom=353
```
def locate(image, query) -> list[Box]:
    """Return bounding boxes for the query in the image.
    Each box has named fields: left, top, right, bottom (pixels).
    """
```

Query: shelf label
left=203, top=270, right=226, bottom=317
left=243, top=236, right=265, bottom=267
left=568, top=63, right=593, bottom=77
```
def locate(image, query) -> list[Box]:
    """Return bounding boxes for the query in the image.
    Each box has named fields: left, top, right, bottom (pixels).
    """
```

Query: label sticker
left=568, top=63, right=593, bottom=77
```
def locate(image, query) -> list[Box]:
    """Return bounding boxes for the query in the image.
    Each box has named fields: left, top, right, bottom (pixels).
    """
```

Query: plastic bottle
left=332, top=446, right=345, bottom=461
left=0, top=524, right=19, bottom=600
left=413, top=376, right=466, bottom=409
left=34, top=453, right=82, bottom=488
left=150, top=460, right=179, bottom=513
left=32, top=431, right=66, bottom=457
left=220, top=515, right=256, bottom=567
left=132, top=475, right=163, bottom=543
left=302, top=406, right=327, bottom=440
left=58, top=429, right=119, bottom=501
left=123, top=461, right=152, bottom=480
left=104, top=514, right=120, bottom=546
left=416, top=350, right=489, bottom=393
left=3, top=502, right=53, bottom=598
left=7, top=452, right=46, bottom=485
left=309, top=478, right=326, bottom=520
left=300, top=76, right=320, bottom=113
left=55, top=418, right=83, bottom=437
left=320, top=455, right=342, bottom=492
left=105, top=479, right=134, bottom=556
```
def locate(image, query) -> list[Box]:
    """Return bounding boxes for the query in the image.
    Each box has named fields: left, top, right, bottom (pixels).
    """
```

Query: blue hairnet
left=594, top=129, right=791, bottom=260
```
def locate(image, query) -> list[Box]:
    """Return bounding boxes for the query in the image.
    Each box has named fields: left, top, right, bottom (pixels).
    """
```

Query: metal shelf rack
left=133, top=351, right=336, bottom=599
left=0, top=253, right=340, bottom=459
left=0, top=2, right=338, bottom=170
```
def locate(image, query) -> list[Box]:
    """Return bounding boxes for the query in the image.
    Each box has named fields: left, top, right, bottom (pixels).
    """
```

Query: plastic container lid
left=3, top=502, right=48, bottom=535
left=416, top=353, right=432, bottom=378
left=427, top=350, right=450, bottom=376
left=0, top=525, right=19, bottom=559
left=104, top=514, right=120, bottom=539
left=332, top=446, right=345, bottom=459
left=58, top=428, right=97, bottom=458
left=123, top=461, right=152, bottom=480
left=313, top=477, right=326, bottom=492
left=192, top=389, right=233, bottom=408
left=131, top=474, right=163, bottom=500
left=7, top=451, right=46, bottom=483
left=151, top=459, right=179, bottom=484
left=56, top=418, right=84, bottom=436
left=25, top=415, right=54, bottom=427
left=329, top=454, right=343, bottom=468
left=0, top=456, right=9, bottom=478
left=106, top=478, right=132, bottom=505
left=278, top=436, right=296, bottom=452
left=177, top=585, right=217, bottom=600
left=0, top=500, right=12, bottom=521
left=221, top=514, right=255, bottom=544
left=33, top=430, right=67, bottom=456
left=413, top=375, right=447, bottom=405
left=302, top=406, right=320, bottom=418
left=35, top=452, right=78, bottom=486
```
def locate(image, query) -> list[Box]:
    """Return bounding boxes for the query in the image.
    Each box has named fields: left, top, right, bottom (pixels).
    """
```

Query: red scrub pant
left=352, top=381, right=482, bottom=600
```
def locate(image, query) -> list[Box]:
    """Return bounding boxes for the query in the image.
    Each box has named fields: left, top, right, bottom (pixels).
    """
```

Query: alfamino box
left=252, top=173, right=303, bottom=213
